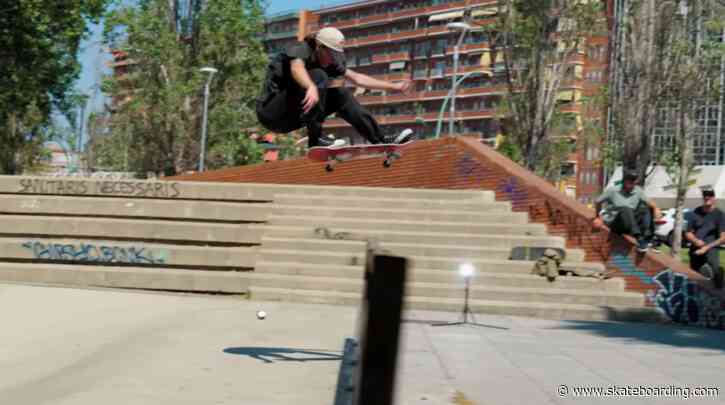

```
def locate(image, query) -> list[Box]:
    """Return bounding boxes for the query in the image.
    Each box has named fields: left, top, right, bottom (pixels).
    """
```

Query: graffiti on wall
left=648, top=269, right=725, bottom=329
left=17, top=178, right=181, bottom=198
left=455, top=153, right=487, bottom=184
left=21, top=241, right=168, bottom=265
left=498, top=177, right=528, bottom=210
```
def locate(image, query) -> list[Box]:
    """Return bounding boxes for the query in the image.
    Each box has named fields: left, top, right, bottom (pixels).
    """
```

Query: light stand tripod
left=431, top=264, right=508, bottom=330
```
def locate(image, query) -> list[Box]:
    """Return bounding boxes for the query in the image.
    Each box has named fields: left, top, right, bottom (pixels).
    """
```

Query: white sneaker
left=383, top=128, right=414, bottom=144
left=331, top=139, right=347, bottom=147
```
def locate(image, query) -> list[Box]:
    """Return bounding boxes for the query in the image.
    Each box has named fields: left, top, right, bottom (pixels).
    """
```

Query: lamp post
left=435, top=71, right=485, bottom=138
left=447, top=22, right=472, bottom=137
left=199, top=67, right=218, bottom=172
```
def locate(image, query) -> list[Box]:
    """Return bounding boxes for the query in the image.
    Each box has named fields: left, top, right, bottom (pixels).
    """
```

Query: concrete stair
left=0, top=176, right=660, bottom=323
left=247, top=189, right=661, bottom=322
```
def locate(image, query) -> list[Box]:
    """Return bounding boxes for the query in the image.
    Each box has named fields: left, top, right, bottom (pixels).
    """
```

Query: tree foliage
left=0, top=0, right=108, bottom=174
left=480, top=0, right=604, bottom=174
left=96, top=0, right=268, bottom=176
left=655, top=1, right=725, bottom=255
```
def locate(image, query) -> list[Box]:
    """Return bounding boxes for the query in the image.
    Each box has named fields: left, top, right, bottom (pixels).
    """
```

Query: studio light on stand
left=431, top=263, right=508, bottom=330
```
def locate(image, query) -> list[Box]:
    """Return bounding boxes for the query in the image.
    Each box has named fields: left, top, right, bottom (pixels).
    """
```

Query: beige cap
left=315, top=27, right=345, bottom=52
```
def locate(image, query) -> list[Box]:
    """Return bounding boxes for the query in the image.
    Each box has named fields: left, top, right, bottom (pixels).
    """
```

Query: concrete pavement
left=1, top=283, right=724, bottom=404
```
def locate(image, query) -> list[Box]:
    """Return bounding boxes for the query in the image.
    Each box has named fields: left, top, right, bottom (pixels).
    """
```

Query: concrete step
left=0, top=262, right=251, bottom=293
left=262, top=226, right=566, bottom=249
left=0, top=237, right=256, bottom=268
left=267, top=215, right=548, bottom=236
left=264, top=185, right=496, bottom=201
left=254, top=261, right=624, bottom=291
left=0, top=215, right=263, bottom=245
left=248, top=273, right=642, bottom=307
left=6, top=177, right=494, bottom=202
left=3, top=176, right=276, bottom=202
left=247, top=286, right=663, bottom=323
left=272, top=194, right=510, bottom=211
left=269, top=204, right=530, bottom=224
left=256, top=248, right=592, bottom=273
left=0, top=195, right=272, bottom=222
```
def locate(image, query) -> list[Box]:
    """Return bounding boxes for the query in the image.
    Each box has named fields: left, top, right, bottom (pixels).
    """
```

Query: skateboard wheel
left=383, top=159, right=392, bottom=168
left=325, top=164, right=334, bottom=172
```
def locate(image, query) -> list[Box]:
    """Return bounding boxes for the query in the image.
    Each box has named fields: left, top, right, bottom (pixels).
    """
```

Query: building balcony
left=344, top=28, right=442, bottom=48
left=309, top=1, right=467, bottom=32
left=355, top=85, right=507, bottom=106
left=371, top=51, right=411, bottom=64
left=265, top=30, right=298, bottom=41
left=323, top=109, right=495, bottom=128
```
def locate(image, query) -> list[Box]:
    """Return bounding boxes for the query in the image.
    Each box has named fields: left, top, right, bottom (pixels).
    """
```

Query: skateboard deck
left=307, top=141, right=413, bottom=171
left=509, top=246, right=566, bottom=261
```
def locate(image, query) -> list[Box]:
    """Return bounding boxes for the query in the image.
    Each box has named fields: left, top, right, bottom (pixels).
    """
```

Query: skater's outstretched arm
left=291, top=59, right=319, bottom=113
left=345, top=69, right=412, bottom=93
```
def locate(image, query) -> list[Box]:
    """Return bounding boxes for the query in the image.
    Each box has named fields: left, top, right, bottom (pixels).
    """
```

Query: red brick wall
left=174, top=136, right=725, bottom=328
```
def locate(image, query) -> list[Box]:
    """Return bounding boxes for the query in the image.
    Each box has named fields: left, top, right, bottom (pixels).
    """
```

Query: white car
left=654, top=208, right=693, bottom=247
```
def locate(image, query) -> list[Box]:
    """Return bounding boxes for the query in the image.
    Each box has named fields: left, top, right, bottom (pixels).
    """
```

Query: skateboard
left=307, top=140, right=413, bottom=172
left=509, top=246, right=566, bottom=261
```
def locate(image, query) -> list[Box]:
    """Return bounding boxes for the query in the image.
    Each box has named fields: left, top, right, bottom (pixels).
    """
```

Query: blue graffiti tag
left=21, top=241, right=167, bottom=265
left=497, top=177, right=528, bottom=210
left=608, top=254, right=655, bottom=285
left=651, top=269, right=725, bottom=329
left=455, top=153, right=487, bottom=183
left=652, top=270, right=701, bottom=325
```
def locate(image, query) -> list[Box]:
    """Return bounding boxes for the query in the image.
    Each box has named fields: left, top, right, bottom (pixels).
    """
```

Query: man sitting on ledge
left=593, top=170, right=661, bottom=252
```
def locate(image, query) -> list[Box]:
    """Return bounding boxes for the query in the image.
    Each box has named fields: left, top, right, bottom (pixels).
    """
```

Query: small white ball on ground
left=256, top=310, right=266, bottom=320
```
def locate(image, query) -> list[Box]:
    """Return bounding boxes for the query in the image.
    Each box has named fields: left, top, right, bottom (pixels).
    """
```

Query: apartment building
left=261, top=0, right=610, bottom=200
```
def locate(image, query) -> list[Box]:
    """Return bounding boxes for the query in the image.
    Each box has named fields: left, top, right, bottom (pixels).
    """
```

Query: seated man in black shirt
left=684, top=188, right=725, bottom=289
left=256, top=27, right=414, bottom=148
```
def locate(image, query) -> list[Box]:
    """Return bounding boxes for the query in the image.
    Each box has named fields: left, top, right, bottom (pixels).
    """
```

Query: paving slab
left=1, top=283, right=723, bottom=405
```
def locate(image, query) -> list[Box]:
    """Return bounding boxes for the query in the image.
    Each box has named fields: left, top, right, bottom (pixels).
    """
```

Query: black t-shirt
left=284, top=41, right=346, bottom=79
left=687, top=206, right=725, bottom=247
left=258, top=40, right=347, bottom=104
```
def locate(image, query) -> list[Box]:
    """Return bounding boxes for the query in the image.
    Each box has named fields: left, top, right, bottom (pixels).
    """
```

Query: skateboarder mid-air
left=256, top=27, right=415, bottom=148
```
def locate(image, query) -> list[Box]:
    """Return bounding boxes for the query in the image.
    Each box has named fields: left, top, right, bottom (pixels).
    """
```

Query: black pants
left=256, top=68, right=383, bottom=147
left=609, top=205, right=652, bottom=240
left=690, top=248, right=724, bottom=288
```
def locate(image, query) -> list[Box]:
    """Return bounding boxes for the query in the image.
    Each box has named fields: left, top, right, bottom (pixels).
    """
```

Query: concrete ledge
left=1, top=175, right=276, bottom=201
left=248, top=286, right=664, bottom=323
left=253, top=261, right=623, bottom=291
left=256, top=247, right=593, bottom=271
left=0, top=263, right=252, bottom=293
left=249, top=273, right=642, bottom=307
left=0, top=215, right=264, bottom=244
left=270, top=204, right=530, bottom=223
left=0, top=238, right=256, bottom=268
left=0, top=195, right=272, bottom=222
left=267, top=215, right=548, bottom=235
left=262, top=226, right=567, bottom=249
left=272, top=194, right=511, bottom=211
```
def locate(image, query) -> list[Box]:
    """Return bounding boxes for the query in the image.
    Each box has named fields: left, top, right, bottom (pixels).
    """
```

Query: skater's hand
left=695, top=246, right=710, bottom=255
left=591, top=217, right=604, bottom=229
left=393, top=80, right=412, bottom=94
left=302, top=85, right=320, bottom=114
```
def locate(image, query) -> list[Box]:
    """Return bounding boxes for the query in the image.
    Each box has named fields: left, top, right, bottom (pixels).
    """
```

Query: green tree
left=98, top=0, right=268, bottom=176
left=656, top=1, right=725, bottom=255
left=0, top=0, right=108, bottom=174
left=479, top=0, right=603, bottom=173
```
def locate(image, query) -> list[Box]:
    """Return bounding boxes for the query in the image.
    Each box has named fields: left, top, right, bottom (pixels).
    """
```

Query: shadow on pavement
left=553, top=320, right=725, bottom=352
left=223, top=347, right=343, bottom=363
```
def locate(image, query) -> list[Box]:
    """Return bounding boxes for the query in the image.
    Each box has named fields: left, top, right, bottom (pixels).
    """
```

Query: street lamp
left=447, top=22, right=472, bottom=137
left=435, top=71, right=486, bottom=138
left=199, top=67, right=218, bottom=172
